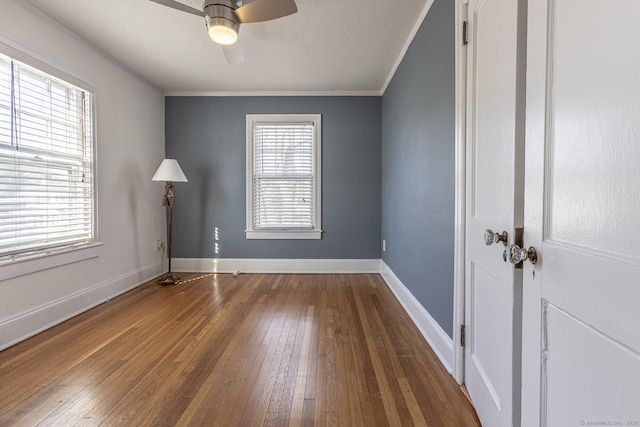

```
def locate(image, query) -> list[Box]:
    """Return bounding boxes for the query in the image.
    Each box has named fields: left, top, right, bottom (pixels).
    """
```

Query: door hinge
left=460, top=324, right=466, bottom=347
left=462, top=21, right=468, bottom=45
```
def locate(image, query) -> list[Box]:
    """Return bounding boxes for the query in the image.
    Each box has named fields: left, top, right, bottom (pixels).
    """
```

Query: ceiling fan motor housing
left=203, top=0, right=240, bottom=36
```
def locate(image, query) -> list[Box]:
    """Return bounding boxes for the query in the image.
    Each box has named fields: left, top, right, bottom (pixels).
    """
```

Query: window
left=246, top=114, right=322, bottom=239
left=0, top=52, right=94, bottom=260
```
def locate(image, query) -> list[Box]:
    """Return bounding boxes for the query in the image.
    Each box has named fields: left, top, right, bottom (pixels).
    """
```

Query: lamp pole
left=165, top=180, right=176, bottom=282
left=152, top=157, right=188, bottom=285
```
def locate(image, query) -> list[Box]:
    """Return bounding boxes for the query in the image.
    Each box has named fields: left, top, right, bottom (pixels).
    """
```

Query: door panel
left=545, top=304, right=640, bottom=425
left=470, top=0, right=517, bottom=222
left=523, top=0, right=640, bottom=424
left=469, top=263, right=512, bottom=409
left=546, top=0, right=640, bottom=258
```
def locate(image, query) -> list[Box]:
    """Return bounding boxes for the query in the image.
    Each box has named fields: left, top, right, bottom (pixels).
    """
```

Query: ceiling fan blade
left=234, top=0, right=297, bottom=23
left=148, top=0, right=205, bottom=17
left=222, top=43, right=245, bottom=64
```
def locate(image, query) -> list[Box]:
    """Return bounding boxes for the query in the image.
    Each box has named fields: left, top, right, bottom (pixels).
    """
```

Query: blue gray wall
left=166, top=96, right=381, bottom=259
left=381, top=0, right=456, bottom=337
left=165, top=0, right=455, bottom=336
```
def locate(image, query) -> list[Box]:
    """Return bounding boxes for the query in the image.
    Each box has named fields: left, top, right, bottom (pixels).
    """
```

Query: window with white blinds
left=246, top=114, right=322, bottom=239
left=0, top=53, right=94, bottom=259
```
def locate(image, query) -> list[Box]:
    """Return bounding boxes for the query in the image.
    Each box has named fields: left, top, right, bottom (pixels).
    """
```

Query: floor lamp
left=152, top=157, right=188, bottom=285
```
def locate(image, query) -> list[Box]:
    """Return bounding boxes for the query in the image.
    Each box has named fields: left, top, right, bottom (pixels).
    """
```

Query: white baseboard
left=379, top=260, right=454, bottom=374
left=172, top=258, right=381, bottom=274
left=0, top=261, right=162, bottom=351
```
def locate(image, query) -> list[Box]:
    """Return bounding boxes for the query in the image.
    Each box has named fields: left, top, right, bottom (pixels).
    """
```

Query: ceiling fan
left=149, top=0, right=297, bottom=64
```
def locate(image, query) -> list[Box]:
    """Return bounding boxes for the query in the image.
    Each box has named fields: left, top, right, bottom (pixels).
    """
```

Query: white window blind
left=0, top=53, right=94, bottom=259
left=246, top=114, right=321, bottom=239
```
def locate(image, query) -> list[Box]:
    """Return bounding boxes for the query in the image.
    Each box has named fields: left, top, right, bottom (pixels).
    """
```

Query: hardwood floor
left=0, top=273, right=480, bottom=426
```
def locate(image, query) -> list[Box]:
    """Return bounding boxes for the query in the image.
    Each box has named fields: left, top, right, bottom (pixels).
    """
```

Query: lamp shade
left=152, top=158, right=188, bottom=182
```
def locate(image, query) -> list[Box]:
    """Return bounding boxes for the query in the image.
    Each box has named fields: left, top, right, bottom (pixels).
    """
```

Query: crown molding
left=164, top=90, right=382, bottom=97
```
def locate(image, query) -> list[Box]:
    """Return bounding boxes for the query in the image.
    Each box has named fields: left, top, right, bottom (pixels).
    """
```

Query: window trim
left=245, top=114, right=322, bottom=240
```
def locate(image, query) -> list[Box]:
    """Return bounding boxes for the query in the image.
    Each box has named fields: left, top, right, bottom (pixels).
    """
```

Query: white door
left=522, top=0, right=640, bottom=425
left=464, top=0, right=526, bottom=425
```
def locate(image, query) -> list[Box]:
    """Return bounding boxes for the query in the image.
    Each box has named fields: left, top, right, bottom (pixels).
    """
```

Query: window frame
left=245, top=114, right=322, bottom=240
left=0, top=44, right=98, bottom=267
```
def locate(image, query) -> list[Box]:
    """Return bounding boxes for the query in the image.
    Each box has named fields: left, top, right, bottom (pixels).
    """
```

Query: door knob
left=507, top=244, right=538, bottom=265
left=484, top=229, right=508, bottom=246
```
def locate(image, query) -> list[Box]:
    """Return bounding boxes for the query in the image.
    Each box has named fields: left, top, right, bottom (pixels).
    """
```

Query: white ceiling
left=25, top=0, right=429, bottom=95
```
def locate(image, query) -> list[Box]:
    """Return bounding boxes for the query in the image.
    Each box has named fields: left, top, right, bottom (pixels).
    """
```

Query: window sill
left=245, top=230, right=323, bottom=240
left=0, top=242, right=104, bottom=282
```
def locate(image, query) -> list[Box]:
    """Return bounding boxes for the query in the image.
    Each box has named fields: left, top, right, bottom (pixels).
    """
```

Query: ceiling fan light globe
left=208, top=25, right=238, bottom=45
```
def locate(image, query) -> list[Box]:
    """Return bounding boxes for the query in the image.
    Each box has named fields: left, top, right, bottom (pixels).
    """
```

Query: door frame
left=452, top=0, right=469, bottom=385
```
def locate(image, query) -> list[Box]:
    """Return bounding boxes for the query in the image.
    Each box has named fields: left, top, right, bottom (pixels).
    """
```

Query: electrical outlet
left=156, top=240, right=165, bottom=251
left=382, top=239, right=386, bottom=252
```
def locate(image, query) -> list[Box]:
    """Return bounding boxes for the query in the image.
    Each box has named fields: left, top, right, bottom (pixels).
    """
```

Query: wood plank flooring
left=0, top=273, right=480, bottom=426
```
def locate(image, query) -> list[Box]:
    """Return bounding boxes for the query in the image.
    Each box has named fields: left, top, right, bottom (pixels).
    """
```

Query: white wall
left=0, top=1, right=167, bottom=349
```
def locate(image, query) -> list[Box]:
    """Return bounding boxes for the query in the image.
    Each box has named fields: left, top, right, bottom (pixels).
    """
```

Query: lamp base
left=158, top=274, right=181, bottom=285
